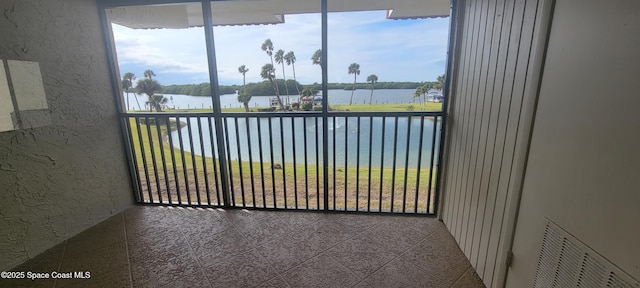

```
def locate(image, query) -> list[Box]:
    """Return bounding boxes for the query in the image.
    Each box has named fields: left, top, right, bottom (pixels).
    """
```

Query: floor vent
left=534, top=220, right=639, bottom=288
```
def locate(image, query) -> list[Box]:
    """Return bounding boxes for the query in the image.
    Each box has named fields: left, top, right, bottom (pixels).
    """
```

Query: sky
left=112, top=11, right=450, bottom=86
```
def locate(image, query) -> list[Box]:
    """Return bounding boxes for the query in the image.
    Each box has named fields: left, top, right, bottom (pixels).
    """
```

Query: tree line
left=161, top=80, right=437, bottom=97
left=162, top=80, right=303, bottom=97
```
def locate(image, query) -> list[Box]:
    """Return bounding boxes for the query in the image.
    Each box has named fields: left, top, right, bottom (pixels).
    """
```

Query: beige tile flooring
left=2, top=206, right=484, bottom=288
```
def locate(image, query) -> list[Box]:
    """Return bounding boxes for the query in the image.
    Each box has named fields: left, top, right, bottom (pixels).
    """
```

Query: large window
left=103, top=0, right=450, bottom=213
left=106, top=0, right=449, bottom=113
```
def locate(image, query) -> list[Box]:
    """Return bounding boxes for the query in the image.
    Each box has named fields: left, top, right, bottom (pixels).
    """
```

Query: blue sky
left=112, top=11, right=449, bottom=86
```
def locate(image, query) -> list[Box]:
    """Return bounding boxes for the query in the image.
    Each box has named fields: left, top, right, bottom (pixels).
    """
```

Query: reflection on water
left=170, top=116, right=441, bottom=169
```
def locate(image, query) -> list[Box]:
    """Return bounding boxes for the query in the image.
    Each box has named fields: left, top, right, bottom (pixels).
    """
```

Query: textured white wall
left=0, top=0, right=134, bottom=270
left=507, top=0, right=640, bottom=286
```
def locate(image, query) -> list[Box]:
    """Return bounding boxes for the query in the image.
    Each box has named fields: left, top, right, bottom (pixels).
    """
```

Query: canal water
left=170, top=116, right=441, bottom=169
left=125, top=89, right=428, bottom=110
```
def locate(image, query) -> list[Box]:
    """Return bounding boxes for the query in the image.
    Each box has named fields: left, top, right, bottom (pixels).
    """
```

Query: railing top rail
left=121, top=111, right=445, bottom=118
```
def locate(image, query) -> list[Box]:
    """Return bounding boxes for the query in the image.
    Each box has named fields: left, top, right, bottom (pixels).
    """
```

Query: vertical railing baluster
left=402, top=117, right=412, bottom=213
left=367, top=116, right=374, bottom=212
left=414, top=116, right=426, bottom=213
left=390, top=117, right=400, bottom=212
left=356, top=116, right=361, bottom=211
left=268, top=117, right=277, bottom=208
left=196, top=117, right=212, bottom=206
left=165, top=116, right=180, bottom=205
left=186, top=117, right=202, bottom=205
left=315, top=117, right=320, bottom=210
left=222, top=117, right=234, bottom=206
left=279, top=117, right=287, bottom=209
left=210, top=117, right=222, bottom=205
left=332, top=116, right=336, bottom=210
left=291, top=117, right=298, bottom=209
left=427, top=116, right=439, bottom=214
left=378, top=117, right=386, bottom=212
left=245, top=117, right=256, bottom=207
left=257, top=117, right=266, bottom=207
left=125, top=116, right=144, bottom=202
left=176, top=118, right=191, bottom=204
left=303, top=117, right=309, bottom=209
left=234, top=117, right=246, bottom=207
left=344, top=116, right=348, bottom=211
left=134, top=116, right=153, bottom=203
left=154, top=116, right=171, bottom=204
left=145, top=117, right=162, bottom=203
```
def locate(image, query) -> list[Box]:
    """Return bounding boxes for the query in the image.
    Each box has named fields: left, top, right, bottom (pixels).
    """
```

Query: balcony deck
left=3, top=206, right=483, bottom=287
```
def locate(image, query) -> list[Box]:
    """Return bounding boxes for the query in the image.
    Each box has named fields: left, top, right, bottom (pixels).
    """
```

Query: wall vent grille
left=534, top=221, right=639, bottom=288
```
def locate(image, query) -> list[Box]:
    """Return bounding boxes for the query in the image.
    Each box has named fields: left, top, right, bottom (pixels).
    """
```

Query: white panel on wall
left=0, top=61, right=14, bottom=132
left=7, top=60, right=48, bottom=111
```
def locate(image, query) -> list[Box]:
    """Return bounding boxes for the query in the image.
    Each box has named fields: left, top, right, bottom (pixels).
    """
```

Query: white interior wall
left=507, top=0, right=640, bottom=286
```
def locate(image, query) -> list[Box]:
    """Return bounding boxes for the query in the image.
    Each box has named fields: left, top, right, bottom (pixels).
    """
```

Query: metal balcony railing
left=123, top=111, right=442, bottom=215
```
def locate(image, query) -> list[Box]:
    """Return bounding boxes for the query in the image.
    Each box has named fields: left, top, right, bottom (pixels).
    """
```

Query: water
left=170, top=116, right=441, bottom=169
left=125, top=89, right=424, bottom=110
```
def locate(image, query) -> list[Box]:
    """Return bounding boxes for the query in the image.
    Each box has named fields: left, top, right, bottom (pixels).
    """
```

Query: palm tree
left=261, top=63, right=285, bottom=110
left=413, top=85, right=425, bottom=108
left=136, top=76, right=162, bottom=112
left=237, top=65, right=251, bottom=112
left=122, top=72, right=140, bottom=110
left=274, top=49, right=290, bottom=105
left=312, top=49, right=322, bottom=70
left=366, top=74, right=378, bottom=105
left=147, top=94, right=168, bottom=112
left=435, top=74, right=445, bottom=91
left=284, top=51, right=300, bottom=95
left=143, top=69, right=156, bottom=80
left=237, top=92, right=252, bottom=112
left=301, top=86, right=318, bottom=97
left=238, top=65, right=249, bottom=86
left=419, top=83, right=431, bottom=106
left=348, top=63, right=360, bottom=105
left=261, top=39, right=280, bottom=95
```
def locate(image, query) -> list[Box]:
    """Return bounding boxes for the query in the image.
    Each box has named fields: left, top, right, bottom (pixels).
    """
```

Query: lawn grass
left=127, top=115, right=437, bottom=213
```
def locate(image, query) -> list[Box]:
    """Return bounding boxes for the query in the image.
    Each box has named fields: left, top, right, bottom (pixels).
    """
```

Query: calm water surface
left=170, top=116, right=441, bottom=169
left=125, top=89, right=425, bottom=110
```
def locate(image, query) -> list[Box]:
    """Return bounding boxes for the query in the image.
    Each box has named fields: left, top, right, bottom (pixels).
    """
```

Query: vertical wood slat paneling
left=444, top=0, right=472, bottom=227
left=449, top=0, right=480, bottom=239
left=466, top=0, right=505, bottom=263
left=472, top=0, right=515, bottom=275
left=461, top=0, right=497, bottom=253
left=442, top=0, right=544, bottom=287
left=458, top=0, right=489, bottom=248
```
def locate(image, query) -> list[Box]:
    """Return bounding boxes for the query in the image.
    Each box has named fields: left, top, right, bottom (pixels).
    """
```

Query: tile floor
left=2, top=206, right=484, bottom=288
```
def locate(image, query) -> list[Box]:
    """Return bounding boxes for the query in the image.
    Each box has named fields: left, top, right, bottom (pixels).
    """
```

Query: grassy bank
left=127, top=102, right=442, bottom=114
left=332, top=102, right=442, bottom=112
